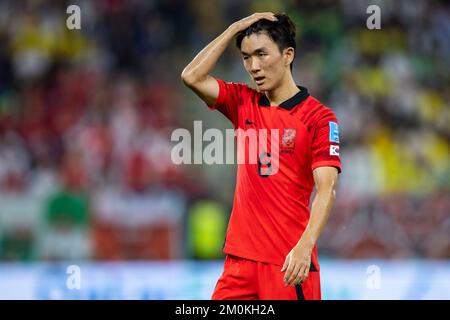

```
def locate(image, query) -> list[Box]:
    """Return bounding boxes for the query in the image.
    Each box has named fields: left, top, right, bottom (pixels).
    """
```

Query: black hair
left=235, top=13, right=297, bottom=70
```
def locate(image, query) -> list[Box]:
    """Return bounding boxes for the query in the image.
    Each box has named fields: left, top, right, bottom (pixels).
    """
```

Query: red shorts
left=211, top=255, right=321, bottom=300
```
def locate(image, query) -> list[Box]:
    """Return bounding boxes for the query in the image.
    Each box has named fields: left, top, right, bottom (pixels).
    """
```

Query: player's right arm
left=181, top=12, right=277, bottom=106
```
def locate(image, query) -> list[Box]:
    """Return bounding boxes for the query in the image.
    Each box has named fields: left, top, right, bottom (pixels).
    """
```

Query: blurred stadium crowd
left=0, top=0, right=448, bottom=262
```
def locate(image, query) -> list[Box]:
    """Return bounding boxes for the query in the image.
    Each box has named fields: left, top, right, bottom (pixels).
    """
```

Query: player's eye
left=258, top=52, right=267, bottom=57
left=243, top=56, right=249, bottom=60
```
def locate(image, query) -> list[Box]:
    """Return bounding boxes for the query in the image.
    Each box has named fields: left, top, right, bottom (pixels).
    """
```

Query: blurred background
left=0, top=0, right=449, bottom=299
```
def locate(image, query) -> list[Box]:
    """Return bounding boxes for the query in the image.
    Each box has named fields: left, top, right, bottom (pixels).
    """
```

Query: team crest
left=281, top=128, right=296, bottom=153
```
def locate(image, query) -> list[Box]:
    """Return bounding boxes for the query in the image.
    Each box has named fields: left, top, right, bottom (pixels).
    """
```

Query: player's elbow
left=181, top=66, right=209, bottom=89
left=181, top=68, right=197, bottom=87
left=316, top=182, right=337, bottom=201
left=330, top=187, right=337, bottom=201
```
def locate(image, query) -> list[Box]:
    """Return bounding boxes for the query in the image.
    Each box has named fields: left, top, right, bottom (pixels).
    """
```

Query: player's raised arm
left=181, top=12, right=277, bottom=106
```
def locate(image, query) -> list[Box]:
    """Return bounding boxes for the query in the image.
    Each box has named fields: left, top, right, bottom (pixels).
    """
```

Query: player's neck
left=264, top=76, right=299, bottom=106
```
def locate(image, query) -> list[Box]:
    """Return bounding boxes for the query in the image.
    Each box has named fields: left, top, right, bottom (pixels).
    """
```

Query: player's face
left=240, top=32, right=291, bottom=91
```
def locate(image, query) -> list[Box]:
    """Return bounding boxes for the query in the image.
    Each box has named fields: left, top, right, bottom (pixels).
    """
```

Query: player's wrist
left=298, top=231, right=316, bottom=249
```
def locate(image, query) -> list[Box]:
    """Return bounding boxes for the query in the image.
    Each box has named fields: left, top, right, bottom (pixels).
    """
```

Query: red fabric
left=212, top=255, right=321, bottom=300
left=208, top=79, right=342, bottom=270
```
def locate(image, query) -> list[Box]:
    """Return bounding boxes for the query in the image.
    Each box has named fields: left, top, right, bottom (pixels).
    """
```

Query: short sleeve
left=311, top=110, right=342, bottom=174
left=207, top=78, right=245, bottom=127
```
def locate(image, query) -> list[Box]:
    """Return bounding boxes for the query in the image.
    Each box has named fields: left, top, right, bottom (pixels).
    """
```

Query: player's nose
left=250, top=58, right=261, bottom=73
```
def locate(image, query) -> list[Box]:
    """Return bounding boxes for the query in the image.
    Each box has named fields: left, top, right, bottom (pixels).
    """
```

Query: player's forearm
left=181, top=25, right=239, bottom=85
left=299, top=186, right=336, bottom=248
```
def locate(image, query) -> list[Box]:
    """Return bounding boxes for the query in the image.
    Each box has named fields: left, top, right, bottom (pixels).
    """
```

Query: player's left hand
left=281, top=239, right=313, bottom=287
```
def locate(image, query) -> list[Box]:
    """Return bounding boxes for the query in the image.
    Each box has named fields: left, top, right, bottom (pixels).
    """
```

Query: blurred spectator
left=37, top=151, right=91, bottom=261
left=187, top=200, right=227, bottom=260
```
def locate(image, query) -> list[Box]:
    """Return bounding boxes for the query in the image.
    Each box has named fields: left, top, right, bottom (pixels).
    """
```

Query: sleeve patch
left=330, top=145, right=340, bottom=156
left=329, top=122, right=340, bottom=143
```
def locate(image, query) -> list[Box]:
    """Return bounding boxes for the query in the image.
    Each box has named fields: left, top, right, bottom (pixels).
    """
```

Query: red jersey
left=207, top=79, right=342, bottom=270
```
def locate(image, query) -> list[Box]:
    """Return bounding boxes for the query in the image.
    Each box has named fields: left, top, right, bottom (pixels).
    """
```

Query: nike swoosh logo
left=245, top=118, right=255, bottom=125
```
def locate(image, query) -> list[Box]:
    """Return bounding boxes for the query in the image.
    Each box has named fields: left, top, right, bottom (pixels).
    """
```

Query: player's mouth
left=254, top=76, right=265, bottom=85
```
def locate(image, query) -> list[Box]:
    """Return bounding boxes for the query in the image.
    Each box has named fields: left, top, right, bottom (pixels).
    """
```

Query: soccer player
left=181, top=12, right=341, bottom=300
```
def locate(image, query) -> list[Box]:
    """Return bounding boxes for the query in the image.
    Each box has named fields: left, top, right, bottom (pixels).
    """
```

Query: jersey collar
left=258, top=86, right=310, bottom=110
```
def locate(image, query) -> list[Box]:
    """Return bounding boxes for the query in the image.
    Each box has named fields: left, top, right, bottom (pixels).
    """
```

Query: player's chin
left=255, top=81, right=270, bottom=91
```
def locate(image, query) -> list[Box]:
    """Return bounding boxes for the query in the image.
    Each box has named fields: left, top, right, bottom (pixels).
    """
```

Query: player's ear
left=283, top=47, right=295, bottom=68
